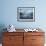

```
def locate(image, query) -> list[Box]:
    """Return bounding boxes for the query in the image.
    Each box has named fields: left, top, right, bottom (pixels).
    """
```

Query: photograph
left=17, top=7, right=35, bottom=22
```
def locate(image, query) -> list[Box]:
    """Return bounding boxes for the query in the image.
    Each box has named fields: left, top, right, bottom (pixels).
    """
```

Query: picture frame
left=17, top=7, right=35, bottom=22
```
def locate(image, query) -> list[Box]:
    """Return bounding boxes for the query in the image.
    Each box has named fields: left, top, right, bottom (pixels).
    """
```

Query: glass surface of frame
left=17, top=7, right=35, bottom=22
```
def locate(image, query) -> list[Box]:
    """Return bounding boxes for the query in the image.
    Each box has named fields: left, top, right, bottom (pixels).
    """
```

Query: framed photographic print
left=17, top=7, right=35, bottom=22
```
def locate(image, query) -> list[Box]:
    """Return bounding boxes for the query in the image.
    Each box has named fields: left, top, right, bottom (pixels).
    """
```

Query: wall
left=0, top=0, right=46, bottom=44
left=0, top=0, right=46, bottom=29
